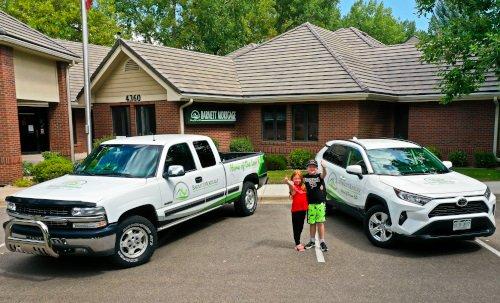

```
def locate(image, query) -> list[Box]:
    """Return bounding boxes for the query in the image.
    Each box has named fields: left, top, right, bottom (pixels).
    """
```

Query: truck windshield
left=366, top=147, right=448, bottom=176
left=74, top=144, right=163, bottom=178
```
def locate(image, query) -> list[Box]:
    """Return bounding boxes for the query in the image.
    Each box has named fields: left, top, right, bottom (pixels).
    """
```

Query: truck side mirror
left=346, top=165, right=363, bottom=179
left=163, top=165, right=185, bottom=178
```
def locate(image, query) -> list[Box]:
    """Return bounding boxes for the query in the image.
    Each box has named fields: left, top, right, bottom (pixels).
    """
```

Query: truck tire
left=364, top=204, right=396, bottom=248
left=234, top=181, right=258, bottom=216
left=111, top=215, right=157, bottom=268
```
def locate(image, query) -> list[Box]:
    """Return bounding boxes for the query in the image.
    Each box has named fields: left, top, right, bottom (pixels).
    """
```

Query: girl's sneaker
left=295, top=244, right=305, bottom=252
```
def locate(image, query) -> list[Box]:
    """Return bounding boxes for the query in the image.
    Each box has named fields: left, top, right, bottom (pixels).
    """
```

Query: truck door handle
left=340, top=176, right=346, bottom=181
left=195, top=176, right=203, bottom=183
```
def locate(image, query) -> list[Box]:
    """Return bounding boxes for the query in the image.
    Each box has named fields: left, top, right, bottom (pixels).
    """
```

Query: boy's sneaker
left=320, top=242, right=328, bottom=252
left=304, top=241, right=315, bottom=250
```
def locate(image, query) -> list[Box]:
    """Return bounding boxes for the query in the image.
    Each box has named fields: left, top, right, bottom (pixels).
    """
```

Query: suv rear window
left=323, top=144, right=348, bottom=168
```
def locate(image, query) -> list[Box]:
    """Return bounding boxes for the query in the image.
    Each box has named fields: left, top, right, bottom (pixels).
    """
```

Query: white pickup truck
left=4, top=135, right=267, bottom=267
left=316, top=138, right=496, bottom=247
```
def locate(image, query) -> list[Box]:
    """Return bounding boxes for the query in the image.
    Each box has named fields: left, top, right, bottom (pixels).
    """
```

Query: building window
left=136, top=105, right=156, bottom=136
left=111, top=106, right=130, bottom=136
left=262, top=106, right=286, bottom=141
left=292, top=105, right=318, bottom=141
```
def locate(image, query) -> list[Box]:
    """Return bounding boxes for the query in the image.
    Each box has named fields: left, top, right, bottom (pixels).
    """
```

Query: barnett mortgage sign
left=184, top=106, right=237, bottom=125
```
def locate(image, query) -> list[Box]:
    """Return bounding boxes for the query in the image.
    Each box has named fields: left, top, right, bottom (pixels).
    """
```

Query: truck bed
left=219, top=152, right=263, bottom=163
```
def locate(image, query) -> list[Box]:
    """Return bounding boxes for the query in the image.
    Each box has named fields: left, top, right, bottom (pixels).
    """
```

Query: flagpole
left=80, top=0, right=92, bottom=154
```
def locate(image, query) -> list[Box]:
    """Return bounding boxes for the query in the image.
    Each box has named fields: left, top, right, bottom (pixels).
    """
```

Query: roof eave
left=0, top=35, right=80, bottom=62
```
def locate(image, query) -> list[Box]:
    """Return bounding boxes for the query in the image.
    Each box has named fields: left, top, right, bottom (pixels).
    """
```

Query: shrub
left=288, top=148, right=315, bottom=169
left=229, top=137, right=254, bottom=152
left=473, top=151, right=497, bottom=168
left=448, top=151, right=468, bottom=167
left=93, top=135, right=115, bottom=149
left=426, top=146, right=442, bottom=159
left=41, top=151, right=61, bottom=160
left=13, top=177, right=34, bottom=187
left=32, top=156, right=74, bottom=183
left=265, top=154, right=287, bottom=170
left=22, top=161, right=35, bottom=176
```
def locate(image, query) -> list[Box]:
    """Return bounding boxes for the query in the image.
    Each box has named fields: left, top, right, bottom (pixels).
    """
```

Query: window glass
left=111, top=106, right=130, bottom=136
left=328, top=144, right=348, bottom=168
left=164, top=143, right=196, bottom=173
left=193, top=140, right=216, bottom=168
left=136, top=105, right=156, bottom=136
left=293, top=105, right=318, bottom=141
left=262, top=106, right=286, bottom=141
left=347, top=147, right=367, bottom=173
left=367, top=148, right=448, bottom=176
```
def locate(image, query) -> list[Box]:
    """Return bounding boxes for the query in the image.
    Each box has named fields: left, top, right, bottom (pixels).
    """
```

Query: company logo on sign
left=190, top=110, right=201, bottom=121
left=185, top=107, right=237, bottom=124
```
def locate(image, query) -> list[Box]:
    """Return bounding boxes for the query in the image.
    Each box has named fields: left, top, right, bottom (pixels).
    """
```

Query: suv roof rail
left=379, top=137, right=421, bottom=147
left=346, top=137, right=367, bottom=150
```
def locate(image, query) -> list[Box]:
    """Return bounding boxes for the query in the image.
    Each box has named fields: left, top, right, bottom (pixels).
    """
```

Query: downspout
left=66, top=62, right=75, bottom=162
left=493, top=96, right=499, bottom=161
left=179, top=98, right=194, bottom=134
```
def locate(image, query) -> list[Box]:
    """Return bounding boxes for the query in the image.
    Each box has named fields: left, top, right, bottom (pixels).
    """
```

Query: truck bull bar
left=4, top=219, right=59, bottom=257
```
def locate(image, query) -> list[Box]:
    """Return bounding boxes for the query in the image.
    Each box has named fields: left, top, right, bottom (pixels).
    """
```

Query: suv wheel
left=364, top=205, right=396, bottom=248
left=234, top=181, right=258, bottom=216
left=111, top=215, right=157, bottom=268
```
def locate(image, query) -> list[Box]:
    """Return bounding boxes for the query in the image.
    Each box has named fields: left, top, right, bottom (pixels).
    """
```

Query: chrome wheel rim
left=119, top=226, right=148, bottom=259
left=245, top=188, right=256, bottom=210
left=368, top=212, right=393, bottom=242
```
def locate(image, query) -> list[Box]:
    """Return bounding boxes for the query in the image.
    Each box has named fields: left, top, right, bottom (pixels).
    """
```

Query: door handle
left=339, top=176, right=346, bottom=181
left=195, top=176, right=203, bottom=183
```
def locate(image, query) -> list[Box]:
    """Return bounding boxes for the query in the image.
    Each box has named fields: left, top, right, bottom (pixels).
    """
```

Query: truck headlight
left=484, top=186, right=491, bottom=200
left=394, top=188, right=432, bottom=205
left=71, top=206, right=106, bottom=216
left=6, top=202, right=16, bottom=212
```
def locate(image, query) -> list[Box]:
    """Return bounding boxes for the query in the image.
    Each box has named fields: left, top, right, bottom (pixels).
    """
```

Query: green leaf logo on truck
left=174, top=182, right=190, bottom=201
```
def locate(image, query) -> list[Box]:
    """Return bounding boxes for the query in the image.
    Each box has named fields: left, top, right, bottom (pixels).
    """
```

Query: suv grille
left=429, top=201, right=489, bottom=218
left=15, top=204, right=72, bottom=217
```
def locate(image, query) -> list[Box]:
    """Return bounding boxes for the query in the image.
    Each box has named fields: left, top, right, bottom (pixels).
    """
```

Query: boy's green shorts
left=307, top=203, right=326, bottom=224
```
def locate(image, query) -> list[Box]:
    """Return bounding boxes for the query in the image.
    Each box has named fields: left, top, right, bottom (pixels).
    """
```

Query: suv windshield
left=74, top=144, right=163, bottom=178
left=366, top=147, right=448, bottom=176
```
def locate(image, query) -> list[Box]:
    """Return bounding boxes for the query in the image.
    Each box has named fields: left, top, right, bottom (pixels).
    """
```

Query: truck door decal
left=174, top=182, right=190, bottom=202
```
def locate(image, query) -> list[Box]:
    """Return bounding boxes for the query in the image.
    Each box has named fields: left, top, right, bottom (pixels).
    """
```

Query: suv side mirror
left=163, top=165, right=185, bottom=178
left=346, top=165, right=363, bottom=179
left=442, top=161, right=453, bottom=169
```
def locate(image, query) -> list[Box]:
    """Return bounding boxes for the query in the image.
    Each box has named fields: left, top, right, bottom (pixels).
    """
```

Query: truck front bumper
left=3, top=219, right=117, bottom=257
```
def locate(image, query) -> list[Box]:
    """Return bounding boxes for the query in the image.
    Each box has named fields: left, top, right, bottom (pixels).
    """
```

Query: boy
left=303, top=159, right=328, bottom=252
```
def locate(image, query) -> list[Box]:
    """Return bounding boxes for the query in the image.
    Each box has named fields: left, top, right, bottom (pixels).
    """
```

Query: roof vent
left=124, top=59, right=139, bottom=72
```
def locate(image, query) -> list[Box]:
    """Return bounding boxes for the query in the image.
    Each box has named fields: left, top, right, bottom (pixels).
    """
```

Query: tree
left=0, top=0, right=124, bottom=46
left=341, top=0, right=416, bottom=45
left=275, top=0, right=341, bottom=33
left=416, top=0, right=499, bottom=103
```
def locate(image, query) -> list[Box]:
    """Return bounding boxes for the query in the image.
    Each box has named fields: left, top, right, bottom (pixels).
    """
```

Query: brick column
left=0, top=46, right=22, bottom=184
left=48, top=62, right=71, bottom=156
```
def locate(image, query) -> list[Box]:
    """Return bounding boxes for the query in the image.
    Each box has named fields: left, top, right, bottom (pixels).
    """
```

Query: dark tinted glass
left=262, top=106, right=286, bottom=141
left=165, top=143, right=196, bottom=172
left=293, top=105, right=318, bottom=141
left=136, top=105, right=156, bottom=136
left=111, top=106, right=130, bottom=136
left=193, top=140, right=216, bottom=168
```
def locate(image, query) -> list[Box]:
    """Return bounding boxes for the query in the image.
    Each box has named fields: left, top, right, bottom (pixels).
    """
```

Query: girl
left=284, top=170, right=309, bottom=252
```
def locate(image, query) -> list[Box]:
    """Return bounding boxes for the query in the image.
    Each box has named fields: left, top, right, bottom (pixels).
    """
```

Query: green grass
left=266, top=167, right=500, bottom=183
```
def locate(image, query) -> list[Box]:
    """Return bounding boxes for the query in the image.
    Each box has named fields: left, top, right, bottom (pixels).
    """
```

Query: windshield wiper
left=96, top=172, right=135, bottom=178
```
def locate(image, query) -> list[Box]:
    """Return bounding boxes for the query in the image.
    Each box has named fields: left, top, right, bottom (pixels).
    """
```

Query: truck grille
left=428, top=201, right=489, bottom=218
left=14, top=204, right=72, bottom=217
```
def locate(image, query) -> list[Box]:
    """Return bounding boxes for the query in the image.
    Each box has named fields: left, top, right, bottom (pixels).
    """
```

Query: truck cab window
left=164, top=143, right=196, bottom=172
left=193, top=140, right=216, bottom=168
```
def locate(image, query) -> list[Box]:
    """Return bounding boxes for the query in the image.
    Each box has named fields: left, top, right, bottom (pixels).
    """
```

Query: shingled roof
left=0, top=10, right=78, bottom=61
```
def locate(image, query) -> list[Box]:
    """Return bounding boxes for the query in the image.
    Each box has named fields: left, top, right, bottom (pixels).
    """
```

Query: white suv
left=316, top=138, right=496, bottom=247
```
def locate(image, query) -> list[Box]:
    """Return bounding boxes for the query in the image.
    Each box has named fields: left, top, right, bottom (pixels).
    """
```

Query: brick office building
left=81, top=22, right=499, bottom=162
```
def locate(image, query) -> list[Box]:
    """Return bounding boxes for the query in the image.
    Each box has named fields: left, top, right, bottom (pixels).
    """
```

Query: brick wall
left=358, top=101, right=394, bottom=138
left=47, top=62, right=71, bottom=156
left=408, top=100, right=495, bottom=160
left=0, top=45, right=22, bottom=184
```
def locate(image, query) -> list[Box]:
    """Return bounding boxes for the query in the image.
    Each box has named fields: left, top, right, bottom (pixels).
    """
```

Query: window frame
left=193, top=140, right=217, bottom=168
left=111, top=106, right=130, bottom=137
left=135, top=105, right=156, bottom=136
left=164, top=142, right=197, bottom=174
left=292, top=104, right=318, bottom=142
left=261, top=105, right=287, bottom=141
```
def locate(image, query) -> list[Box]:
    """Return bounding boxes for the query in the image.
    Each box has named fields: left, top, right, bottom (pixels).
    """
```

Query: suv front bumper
left=3, top=219, right=117, bottom=257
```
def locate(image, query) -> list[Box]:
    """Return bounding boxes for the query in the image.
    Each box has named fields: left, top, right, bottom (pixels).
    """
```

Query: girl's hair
left=290, top=170, right=306, bottom=190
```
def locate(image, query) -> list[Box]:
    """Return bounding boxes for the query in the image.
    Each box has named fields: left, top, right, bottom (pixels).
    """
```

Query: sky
left=339, top=0, right=430, bottom=30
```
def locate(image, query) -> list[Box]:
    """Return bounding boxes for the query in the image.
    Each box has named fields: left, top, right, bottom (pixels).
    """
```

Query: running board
left=157, top=204, right=225, bottom=232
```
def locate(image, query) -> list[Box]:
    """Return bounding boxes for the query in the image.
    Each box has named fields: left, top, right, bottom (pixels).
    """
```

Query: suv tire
left=234, top=181, right=258, bottom=216
left=111, top=215, right=157, bottom=268
left=364, top=204, right=396, bottom=248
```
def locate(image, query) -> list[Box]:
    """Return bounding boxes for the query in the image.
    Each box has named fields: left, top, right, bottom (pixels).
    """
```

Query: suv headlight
left=6, top=202, right=16, bottom=212
left=71, top=206, right=106, bottom=216
left=484, top=186, right=491, bottom=200
left=394, top=188, right=432, bottom=205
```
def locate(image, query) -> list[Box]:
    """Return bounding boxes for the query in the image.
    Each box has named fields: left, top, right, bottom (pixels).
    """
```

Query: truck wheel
left=234, top=181, right=257, bottom=216
left=111, top=215, right=157, bottom=268
left=364, top=204, right=396, bottom=248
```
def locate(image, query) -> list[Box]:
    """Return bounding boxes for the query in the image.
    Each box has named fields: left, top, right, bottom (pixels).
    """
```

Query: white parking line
left=0, top=243, right=4, bottom=248
left=475, top=239, right=500, bottom=257
left=314, top=233, right=325, bottom=263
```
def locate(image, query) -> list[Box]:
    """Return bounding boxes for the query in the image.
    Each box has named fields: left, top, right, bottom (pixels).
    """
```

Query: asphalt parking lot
left=0, top=202, right=499, bottom=303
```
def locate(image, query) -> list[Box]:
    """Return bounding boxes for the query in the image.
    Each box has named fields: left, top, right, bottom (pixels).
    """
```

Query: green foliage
left=0, top=0, right=125, bottom=46
left=13, top=177, right=34, bottom=187
left=275, top=0, right=341, bottom=33
left=229, top=137, right=254, bottom=152
left=22, top=161, right=35, bottom=176
left=341, top=0, right=417, bottom=44
left=41, top=151, right=61, bottom=160
left=288, top=148, right=314, bottom=169
left=265, top=154, right=288, bottom=170
left=93, top=135, right=115, bottom=149
left=473, top=151, right=497, bottom=168
left=425, top=146, right=442, bottom=159
left=416, top=0, right=499, bottom=104
left=32, top=156, right=74, bottom=183
left=448, top=150, right=468, bottom=167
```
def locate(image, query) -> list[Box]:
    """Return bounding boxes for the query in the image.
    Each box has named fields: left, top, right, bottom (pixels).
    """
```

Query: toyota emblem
left=456, top=198, right=468, bottom=207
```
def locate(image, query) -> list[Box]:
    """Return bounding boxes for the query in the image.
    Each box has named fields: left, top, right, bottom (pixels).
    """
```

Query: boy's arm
left=320, top=160, right=327, bottom=179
